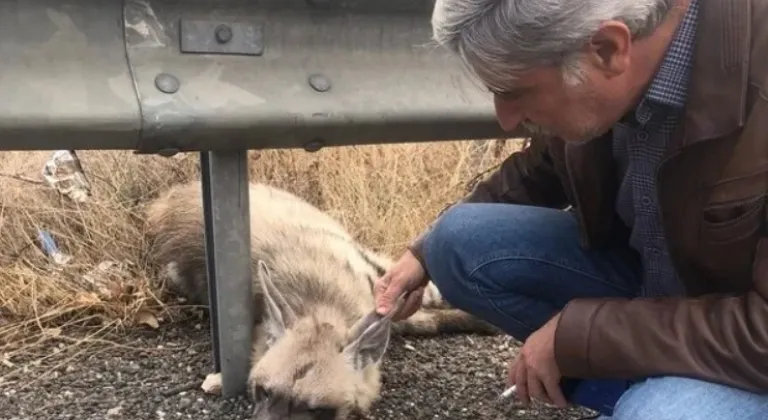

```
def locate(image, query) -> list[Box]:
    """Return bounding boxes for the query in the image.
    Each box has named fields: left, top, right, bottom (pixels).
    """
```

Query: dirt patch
left=0, top=320, right=594, bottom=420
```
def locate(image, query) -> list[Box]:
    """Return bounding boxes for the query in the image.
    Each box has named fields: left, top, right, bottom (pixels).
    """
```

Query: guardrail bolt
left=308, top=74, right=331, bottom=92
left=304, top=139, right=325, bottom=152
left=155, top=73, right=180, bottom=94
left=215, top=24, right=233, bottom=44
left=156, top=148, right=180, bottom=157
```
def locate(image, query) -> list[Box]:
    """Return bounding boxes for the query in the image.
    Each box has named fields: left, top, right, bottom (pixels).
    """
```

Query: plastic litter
left=37, top=230, right=72, bottom=265
left=41, top=150, right=91, bottom=203
left=82, top=260, right=134, bottom=299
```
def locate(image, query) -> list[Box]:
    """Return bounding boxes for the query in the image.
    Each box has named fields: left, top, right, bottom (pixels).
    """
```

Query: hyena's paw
left=247, top=364, right=265, bottom=402
left=201, top=372, right=222, bottom=395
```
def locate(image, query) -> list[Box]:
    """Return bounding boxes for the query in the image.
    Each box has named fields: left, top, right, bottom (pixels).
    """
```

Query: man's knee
left=610, top=376, right=768, bottom=420
left=420, top=203, right=568, bottom=305
left=423, top=203, right=487, bottom=257
left=423, top=202, right=553, bottom=258
left=421, top=203, right=488, bottom=305
left=421, top=202, right=575, bottom=275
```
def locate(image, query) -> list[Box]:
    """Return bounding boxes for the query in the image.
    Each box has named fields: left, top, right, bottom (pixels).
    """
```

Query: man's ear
left=256, top=260, right=297, bottom=345
left=584, top=20, right=632, bottom=76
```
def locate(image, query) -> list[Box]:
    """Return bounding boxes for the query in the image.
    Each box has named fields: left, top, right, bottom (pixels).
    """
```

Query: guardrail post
left=200, top=150, right=254, bottom=397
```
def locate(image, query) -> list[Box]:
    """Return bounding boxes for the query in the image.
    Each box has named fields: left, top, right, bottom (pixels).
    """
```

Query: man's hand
left=374, top=249, right=429, bottom=321
left=507, top=312, right=568, bottom=408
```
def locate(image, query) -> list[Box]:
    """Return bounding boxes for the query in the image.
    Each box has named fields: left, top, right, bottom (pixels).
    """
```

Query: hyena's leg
left=419, top=282, right=453, bottom=310
left=393, top=308, right=501, bottom=336
left=201, top=322, right=270, bottom=397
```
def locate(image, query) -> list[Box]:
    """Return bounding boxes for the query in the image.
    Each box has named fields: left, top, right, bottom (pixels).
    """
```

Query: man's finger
left=374, top=274, right=402, bottom=315
left=541, top=375, right=568, bottom=408
left=392, top=287, right=424, bottom=321
left=515, top=357, right=530, bottom=405
left=373, top=273, right=390, bottom=295
left=505, top=356, right=518, bottom=388
left=527, top=370, right=550, bottom=406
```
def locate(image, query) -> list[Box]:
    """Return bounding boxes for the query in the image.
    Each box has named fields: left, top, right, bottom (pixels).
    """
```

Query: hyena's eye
left=250, top=384, right=271, bottom=402
left=307, top=406, right=337, bottom=420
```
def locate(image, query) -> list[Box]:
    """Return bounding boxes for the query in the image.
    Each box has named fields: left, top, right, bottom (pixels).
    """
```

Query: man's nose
left=493, top=96, right=524, bottom=133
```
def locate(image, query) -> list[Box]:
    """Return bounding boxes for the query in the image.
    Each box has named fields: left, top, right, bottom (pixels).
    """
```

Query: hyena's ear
left=342, top=295, right=404, bottom=370
left=256, top=260, right=297, bottom=345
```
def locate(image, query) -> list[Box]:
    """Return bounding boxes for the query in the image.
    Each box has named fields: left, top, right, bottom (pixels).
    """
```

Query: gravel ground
left=0, top=319, right=594, bottom=420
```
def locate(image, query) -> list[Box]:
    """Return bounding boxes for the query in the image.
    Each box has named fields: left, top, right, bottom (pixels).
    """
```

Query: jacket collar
left=682, top=0, right=751, bottom=145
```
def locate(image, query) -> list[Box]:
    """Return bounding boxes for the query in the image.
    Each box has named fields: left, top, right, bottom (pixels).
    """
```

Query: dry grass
left=0, top=139, right=524, bottom=359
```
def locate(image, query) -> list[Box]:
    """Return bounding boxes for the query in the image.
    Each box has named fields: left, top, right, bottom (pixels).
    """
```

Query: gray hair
left=431, top=0, right=675, bottom=91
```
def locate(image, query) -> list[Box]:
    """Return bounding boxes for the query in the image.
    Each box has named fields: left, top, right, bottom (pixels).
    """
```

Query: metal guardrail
left=0, top=0, right=513, bottom=397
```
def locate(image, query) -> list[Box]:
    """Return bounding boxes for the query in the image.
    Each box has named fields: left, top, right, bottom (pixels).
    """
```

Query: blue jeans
left=422, top=202, right=768, bottom=420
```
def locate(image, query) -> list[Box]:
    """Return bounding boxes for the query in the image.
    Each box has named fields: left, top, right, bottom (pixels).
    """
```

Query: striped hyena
left=144, top=180, right=498, bottom=420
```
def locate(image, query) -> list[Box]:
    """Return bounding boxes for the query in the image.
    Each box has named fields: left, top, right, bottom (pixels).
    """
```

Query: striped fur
left=144, top=180, right=498, bottom=419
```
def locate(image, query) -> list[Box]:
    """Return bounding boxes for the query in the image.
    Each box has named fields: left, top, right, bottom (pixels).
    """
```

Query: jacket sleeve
left=554, top=239, right=768, bottom=392
left=407, top=136, right=569, bottom=270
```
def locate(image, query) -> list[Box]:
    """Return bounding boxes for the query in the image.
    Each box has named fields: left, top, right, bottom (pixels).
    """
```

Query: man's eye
left=488, top=86, right=529, bottom=100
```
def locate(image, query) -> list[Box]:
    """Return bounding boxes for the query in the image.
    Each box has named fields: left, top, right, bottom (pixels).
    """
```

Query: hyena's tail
left=420, top=281, right=456, bottom=310
left=353, top=244, right=496, bottom=335
left=392, top=307, right=502, bottom=337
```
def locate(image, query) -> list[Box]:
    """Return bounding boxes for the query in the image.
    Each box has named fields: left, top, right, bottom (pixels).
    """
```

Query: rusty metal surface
left=0, top=0, right=510, bottom=152
left=0, top=0, right=140, bottom=150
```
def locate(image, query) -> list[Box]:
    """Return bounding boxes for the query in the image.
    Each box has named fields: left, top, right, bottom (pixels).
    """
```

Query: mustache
left=519, top=120, right=555, bottom=137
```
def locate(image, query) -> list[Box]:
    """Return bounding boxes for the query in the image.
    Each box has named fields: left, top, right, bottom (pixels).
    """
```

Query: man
left=373, top=0, right=768, bottom=418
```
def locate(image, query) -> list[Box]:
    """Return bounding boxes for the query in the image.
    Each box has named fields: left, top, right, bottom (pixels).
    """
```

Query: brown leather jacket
left=409, top=0, right=768, bottom=393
